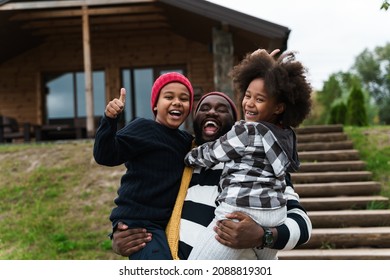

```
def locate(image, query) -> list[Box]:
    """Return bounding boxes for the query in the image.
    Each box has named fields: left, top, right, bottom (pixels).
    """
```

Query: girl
left=185, top=50, right=312, bottom=259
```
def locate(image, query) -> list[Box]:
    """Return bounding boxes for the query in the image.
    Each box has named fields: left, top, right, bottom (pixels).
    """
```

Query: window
left=121, top=67, right=184, bottom=123
left=45, top=71, right=105, bottom=124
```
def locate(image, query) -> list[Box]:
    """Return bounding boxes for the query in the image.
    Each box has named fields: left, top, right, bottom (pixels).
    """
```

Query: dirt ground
left=0, top=139, right=124, bottom=194
left=360, top=127, right=390, bottom=149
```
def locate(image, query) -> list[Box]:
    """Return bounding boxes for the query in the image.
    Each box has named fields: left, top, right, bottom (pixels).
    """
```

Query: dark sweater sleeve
left=93, top=115, right=125, bottom=166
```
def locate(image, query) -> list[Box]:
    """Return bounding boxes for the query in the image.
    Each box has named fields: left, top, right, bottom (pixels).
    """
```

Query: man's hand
left=269, top=49, right=281, bottom=57
left=251, top=48, right=280, bottom=58
left=112, top=222, right=152, bottom=257
left=105, top=88, right=126, bottom=119
left=214, top=212, right=264, bottom=249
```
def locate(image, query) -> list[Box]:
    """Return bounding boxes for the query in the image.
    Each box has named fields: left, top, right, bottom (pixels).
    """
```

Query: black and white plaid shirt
left=184, top=120, right=299, bottom=209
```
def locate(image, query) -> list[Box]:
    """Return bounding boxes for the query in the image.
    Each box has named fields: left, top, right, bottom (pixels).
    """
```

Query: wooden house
left=0, top=0, right=290, bottom=141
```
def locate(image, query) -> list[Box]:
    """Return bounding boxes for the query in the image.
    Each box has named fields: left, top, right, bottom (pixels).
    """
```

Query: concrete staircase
left=277, top=124, right=390, bottom=260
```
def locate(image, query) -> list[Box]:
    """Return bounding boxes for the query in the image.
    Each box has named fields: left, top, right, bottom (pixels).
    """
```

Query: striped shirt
left=177, top=163, right=312, bottom=260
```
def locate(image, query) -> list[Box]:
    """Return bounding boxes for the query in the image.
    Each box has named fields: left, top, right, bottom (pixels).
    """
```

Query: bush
left=328, top=102, right=347, bottom=124
left=346, top=87, right=368, bottom=126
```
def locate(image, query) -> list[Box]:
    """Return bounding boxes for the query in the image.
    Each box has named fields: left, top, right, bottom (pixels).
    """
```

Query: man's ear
left=275, top=103, right=286, bottom=115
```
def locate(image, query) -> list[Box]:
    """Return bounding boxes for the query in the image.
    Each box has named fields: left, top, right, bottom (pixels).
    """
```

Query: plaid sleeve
left=184, top=122, right=249, bottom=167
left=256, top=124, right=289, bottom=177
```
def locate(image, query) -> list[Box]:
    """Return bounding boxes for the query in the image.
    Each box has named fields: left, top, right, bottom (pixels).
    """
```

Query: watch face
left=265, top=233, right=273, bottom=243
left=264, top=228, right=273, bottom=247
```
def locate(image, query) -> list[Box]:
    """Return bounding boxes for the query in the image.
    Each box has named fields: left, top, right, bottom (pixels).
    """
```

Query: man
left=111, top=91, right=312, bottom=259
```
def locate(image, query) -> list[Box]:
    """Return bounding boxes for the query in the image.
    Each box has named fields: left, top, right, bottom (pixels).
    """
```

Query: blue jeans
left=125, top=220, right=172, bottom=260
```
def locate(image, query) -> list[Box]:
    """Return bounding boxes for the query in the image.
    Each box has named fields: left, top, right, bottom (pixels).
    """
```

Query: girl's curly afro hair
left=230, top=50, right=312, bottom=128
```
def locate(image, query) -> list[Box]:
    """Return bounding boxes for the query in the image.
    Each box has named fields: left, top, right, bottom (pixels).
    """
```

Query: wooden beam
left=92, top=21, right=170, bottom=31
left=82, top=5, right=94, bottom=138
left=11, top=6, right=163, bottom=20
left=23, top=18, right=82, bottom=29
left=31, top=22, right=169, bottom=36
left=0, top=0, right=155, bottom=10
left=36, top=27, right=170, bottom=42
left=22, top=14, right=166, bottom=29
left=212, top=27, right=234, bottom=100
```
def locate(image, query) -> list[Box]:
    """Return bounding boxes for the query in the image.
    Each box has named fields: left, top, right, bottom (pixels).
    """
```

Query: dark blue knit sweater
left=93, top=116, right=193, bottom=229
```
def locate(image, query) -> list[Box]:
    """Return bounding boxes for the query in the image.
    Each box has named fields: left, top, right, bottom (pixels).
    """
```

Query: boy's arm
left=93, top=88, right=127, bottom=166
left=93, top=115, right=124, bottom=166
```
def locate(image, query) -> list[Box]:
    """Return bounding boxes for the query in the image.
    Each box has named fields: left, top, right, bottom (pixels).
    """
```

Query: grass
left=0, top=125, right=389, bottom=259
left=344, top=125, right=390, bottom=204
left=0, top=141, right=125, bottom=260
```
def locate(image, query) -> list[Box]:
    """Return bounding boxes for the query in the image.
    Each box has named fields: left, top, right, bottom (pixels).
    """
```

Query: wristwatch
left=261, top=227, right=274, bottom=249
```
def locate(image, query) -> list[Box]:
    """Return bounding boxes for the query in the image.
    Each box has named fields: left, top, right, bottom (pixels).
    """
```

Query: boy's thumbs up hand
left=119, top=88, right=126, bottom=105
left=105, top=88, right=126, bottom=119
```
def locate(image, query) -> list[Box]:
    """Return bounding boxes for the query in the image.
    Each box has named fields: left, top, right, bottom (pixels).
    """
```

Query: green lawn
left=344, top=126, right=390, bottom=201
left=0, top=140, right=125, bottom=260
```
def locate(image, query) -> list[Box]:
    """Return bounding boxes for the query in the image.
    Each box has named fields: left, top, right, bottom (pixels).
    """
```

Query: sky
left=207, top=0, right=390, bottom=91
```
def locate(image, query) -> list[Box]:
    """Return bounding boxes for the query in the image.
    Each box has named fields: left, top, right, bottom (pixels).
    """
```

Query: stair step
left=278, top=248, right=390, bottom=260
left=308, top=210, right=390, bottom=228
left=281, top=124, right=389, bottom=259
left=299, top=227, right=390, bottom=249
left=292, top=171, right=372, bottom=184
left=298, top=140, right=354, bottom=152
left=301, top=196, right=389, bottom=211
left=295, top=181, right=382, bottom=197
left=295, top=124, right=343, bottom=134
left=298, top=161, right=366, bottom=172
left=297, top=132, right=348, bottom=143
left=298, top=149, right=360, bottom=161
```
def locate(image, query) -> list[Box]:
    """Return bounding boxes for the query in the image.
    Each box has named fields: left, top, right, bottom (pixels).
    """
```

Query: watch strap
left=260, top=227, right=273, bottom=249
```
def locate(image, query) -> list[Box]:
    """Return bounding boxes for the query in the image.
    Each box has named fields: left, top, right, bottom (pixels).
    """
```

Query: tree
left=346, top=86, right=368, bottom=126
left=316, top=72, right=363, bottom=124
left=314, top=43, right=389, bottom=125
left=352, top=43, right=390, bottom=124
left=315, top=74, right=343, bottom=124
left=381, top=1, right=389, bottom=10
left=328, top=101, right=347, bottom=125
left=379, top=99, right=390, bottom=124
left=318, top=74, right=343, bottom=104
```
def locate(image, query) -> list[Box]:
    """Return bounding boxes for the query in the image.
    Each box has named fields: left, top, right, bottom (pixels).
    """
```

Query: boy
left=94, top=72, right=194, bottom=259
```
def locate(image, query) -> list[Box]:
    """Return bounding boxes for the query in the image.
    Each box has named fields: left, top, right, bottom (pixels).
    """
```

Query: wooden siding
left=0, top=28, right=214, bottom=127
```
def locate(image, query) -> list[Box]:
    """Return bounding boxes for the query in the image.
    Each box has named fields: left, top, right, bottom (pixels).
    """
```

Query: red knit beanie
left=195, top=91, right=238, bottom=121
left=151, top=72, right=194, bottom=116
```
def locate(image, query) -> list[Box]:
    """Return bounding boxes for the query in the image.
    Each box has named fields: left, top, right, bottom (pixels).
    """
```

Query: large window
left=121, top=67, right=185, bottom=123
left=45, top=71, right=105, bottom=123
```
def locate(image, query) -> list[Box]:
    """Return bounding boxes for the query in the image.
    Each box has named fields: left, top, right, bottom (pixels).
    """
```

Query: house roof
left=0, top=0, right=291, bottom=64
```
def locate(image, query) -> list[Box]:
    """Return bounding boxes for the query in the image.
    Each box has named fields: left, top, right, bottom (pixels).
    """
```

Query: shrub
left=328, top=101, right=347, bottom=124
left=346, top=87, right=368, bottom=126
